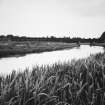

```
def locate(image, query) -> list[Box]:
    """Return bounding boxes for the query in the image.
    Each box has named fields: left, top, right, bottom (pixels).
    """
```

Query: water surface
left=0, top=45, right=104, bottom=74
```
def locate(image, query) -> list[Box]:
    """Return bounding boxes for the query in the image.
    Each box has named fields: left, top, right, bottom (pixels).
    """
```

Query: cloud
left=59, top=0, right=105, bottom=17
left=77, top=0, right=105, bottom=17
left=0, top=0, right=105, bottom=38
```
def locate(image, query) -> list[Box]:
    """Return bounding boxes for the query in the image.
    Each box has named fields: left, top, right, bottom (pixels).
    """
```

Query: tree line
left=0, top=32, right=105, bottom=43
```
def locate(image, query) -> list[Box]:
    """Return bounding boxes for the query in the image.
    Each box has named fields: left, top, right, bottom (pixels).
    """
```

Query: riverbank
left=0, top=41, right=79, bottom=58
left=0, top=40, right=105, bottom=58
left=0, top=52, right=105, bottom=105
left=92, top=42, right=105, bottom=47
left=80, top=42, right=105, bottom=47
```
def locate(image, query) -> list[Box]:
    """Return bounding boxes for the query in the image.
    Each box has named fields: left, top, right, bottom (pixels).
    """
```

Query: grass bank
left=0, top=41, right=78, bottom=58
left=92, top=42, right=105, bottom=47
left=0, top=52, right=105, bottom=105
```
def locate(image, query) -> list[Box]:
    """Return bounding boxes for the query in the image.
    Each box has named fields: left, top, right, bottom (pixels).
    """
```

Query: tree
left=99, top=31, right=105, bottom=42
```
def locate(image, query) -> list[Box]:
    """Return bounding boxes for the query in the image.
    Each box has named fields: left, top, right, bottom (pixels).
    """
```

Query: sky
left=0, top=0, right=105, bottom=38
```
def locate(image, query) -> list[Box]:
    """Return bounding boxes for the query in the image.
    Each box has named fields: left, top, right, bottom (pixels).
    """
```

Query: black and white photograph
left=0, top=0, right=105, bottom=105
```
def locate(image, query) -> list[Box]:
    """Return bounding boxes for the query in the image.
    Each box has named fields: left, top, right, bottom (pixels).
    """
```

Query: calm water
left=0, top=45, right=104, bottom=74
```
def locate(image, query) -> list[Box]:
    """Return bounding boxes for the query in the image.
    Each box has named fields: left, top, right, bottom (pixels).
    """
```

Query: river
left=0, top=45, right=104, bottom=74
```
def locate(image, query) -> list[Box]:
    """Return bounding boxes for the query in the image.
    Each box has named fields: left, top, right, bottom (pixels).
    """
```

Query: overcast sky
left=0, top=0, right=105, bottom=38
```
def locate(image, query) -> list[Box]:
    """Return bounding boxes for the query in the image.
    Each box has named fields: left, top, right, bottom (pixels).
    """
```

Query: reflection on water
left=0, top=45, right=104, bottom=74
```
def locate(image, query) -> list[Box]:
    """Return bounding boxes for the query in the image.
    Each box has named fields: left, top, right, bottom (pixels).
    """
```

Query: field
left=0, top=41, right=78, bottom=58
left=0, top=52, right=105, bottom=105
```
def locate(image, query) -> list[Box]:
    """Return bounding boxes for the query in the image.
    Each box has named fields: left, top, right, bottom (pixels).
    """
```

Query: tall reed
left=0, top=52, right=105, bottom=105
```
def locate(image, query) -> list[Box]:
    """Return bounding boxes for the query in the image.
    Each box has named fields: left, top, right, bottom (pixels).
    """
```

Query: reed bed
left=0, top=53, right=105, bottom=105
